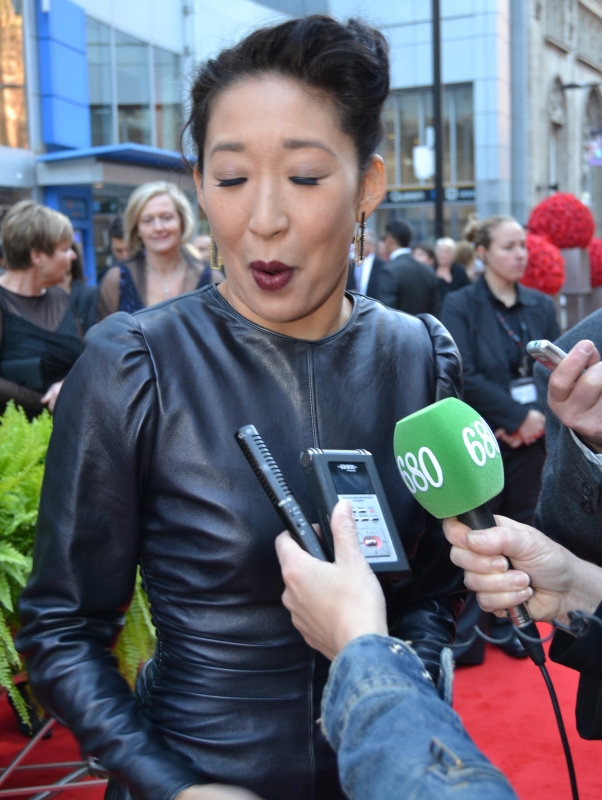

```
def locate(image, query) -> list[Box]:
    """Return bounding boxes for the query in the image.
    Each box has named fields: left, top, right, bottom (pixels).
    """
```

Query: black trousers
left=489, top=439, right=547, bottom=524
left=454, top=439, right=546, bottom=662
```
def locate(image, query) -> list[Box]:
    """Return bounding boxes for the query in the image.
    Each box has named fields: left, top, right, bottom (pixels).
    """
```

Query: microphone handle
left=457, top=505, right=546, bottom=665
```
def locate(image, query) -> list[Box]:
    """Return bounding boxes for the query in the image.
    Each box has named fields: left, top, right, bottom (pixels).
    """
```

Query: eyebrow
left=282, top=138, right=335, bottom=156
left=209, top=142, right=246, bottom=157
left=209, top=138, right=335, bottom=157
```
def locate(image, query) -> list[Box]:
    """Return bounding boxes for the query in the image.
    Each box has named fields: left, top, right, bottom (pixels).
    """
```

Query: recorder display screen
left=329, top=462, right=374, bottom=495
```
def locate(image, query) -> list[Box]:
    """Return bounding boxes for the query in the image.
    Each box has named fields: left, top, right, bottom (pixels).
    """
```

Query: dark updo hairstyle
left=186, top=15, right=389, bottom=175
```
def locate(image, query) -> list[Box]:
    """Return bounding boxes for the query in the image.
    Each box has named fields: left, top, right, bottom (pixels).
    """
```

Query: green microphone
left=394, top=397, right=545, bottom=665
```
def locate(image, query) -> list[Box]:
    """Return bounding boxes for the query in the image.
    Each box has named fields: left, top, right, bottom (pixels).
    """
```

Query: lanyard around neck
left=495, top=309, right=530, bottom=377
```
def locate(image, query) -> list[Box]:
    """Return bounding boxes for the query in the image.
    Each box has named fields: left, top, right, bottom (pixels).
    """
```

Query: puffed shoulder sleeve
left=418, top=313, right=463, bottom=402
left=16, top=313, right=200, bottom=800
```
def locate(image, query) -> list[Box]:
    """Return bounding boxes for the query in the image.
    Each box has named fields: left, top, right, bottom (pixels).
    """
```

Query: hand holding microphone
left=393, top=397, right=545, bottom=664
left=443, top=516, right=602, bottom=626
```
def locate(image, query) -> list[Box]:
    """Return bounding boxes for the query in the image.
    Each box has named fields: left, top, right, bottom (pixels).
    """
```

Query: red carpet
left=455, top=623, right=601, bottom=799
left=0, top=628, right=599, bottom=799
left=0, top=702, right=105, bottom=799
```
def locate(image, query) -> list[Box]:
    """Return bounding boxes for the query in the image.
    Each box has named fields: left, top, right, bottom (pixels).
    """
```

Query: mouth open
left=249, top=260, right=295, bottom=292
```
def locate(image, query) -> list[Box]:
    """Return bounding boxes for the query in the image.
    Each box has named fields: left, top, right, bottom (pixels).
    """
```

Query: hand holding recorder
left=275, top=500, right=388, bottom=661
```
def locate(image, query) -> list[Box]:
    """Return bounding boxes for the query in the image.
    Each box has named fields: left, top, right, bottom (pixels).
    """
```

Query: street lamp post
left=432, top=0, right=444, bottom=239
left=560, top=82, right=602, bottom=91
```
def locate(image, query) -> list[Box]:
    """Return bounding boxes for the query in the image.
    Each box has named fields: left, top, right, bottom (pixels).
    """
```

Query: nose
left=247, top=178, right=289, bottom=240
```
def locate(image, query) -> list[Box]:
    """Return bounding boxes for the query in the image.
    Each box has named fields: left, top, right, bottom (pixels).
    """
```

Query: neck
left=217, top=271, right=352, bottom=341
left=145, top=247, right=181, bottom=276
left=437, top=264, right=452, bottom=280
left=0, top=268, right=47, bottom=296
left=484, top=270, right=516, bottom=307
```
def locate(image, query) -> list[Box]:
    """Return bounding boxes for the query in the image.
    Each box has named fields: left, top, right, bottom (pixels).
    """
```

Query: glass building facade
left=85, top=19, right=182, bottom=150
left=381, top=83, right=474, bottom=189
left=0, top=0, right=28, bottom=150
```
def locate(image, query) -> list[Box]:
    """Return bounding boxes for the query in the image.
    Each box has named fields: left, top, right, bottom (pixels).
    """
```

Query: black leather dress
left=17, top=286, right=464, bottom=800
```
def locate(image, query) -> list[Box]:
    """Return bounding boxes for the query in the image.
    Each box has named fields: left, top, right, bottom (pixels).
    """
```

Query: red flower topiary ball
left=528, top=193, right=595, bottom=249
left=520, top=233, right=565, bottom=295
left=589, top=238, right=602, bottom=288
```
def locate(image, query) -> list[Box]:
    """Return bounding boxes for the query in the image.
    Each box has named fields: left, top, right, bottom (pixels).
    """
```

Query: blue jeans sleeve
left=321, top=635, right=517, bottom=800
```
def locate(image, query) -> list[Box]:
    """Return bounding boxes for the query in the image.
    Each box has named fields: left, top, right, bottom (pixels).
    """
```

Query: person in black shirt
left=0, top=201, right=97, bottom=416
left=441, top=215, right=559, bottom=661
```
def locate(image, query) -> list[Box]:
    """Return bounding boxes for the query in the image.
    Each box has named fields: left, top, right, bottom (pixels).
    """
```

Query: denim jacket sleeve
left=321, top=635, right=517, bottom=800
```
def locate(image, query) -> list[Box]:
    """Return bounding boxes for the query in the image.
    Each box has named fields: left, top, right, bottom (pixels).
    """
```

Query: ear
left=29, top=249, right=43, bottom=268
left=357, top=155, right=386, bottom=223
left=194, top=167, right=205, bottom=213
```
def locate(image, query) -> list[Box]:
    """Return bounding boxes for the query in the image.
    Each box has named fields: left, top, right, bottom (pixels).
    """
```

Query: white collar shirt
left=389, top=247, right=411, bottom=261
left=354, top=252, right=376, bottom=295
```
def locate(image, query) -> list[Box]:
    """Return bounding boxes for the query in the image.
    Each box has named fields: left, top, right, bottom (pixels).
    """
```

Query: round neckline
left=209, top=284, right=359, bottom=345
left=0, top=284, right=49, bottom=299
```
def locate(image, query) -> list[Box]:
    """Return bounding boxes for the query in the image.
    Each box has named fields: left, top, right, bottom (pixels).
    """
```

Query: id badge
left=510, top=378, right=537, bottom=405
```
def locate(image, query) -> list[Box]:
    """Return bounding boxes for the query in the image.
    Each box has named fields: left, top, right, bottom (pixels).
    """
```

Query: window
left=382, top=84, right=473, bottom=189
left=153, top=47, right=181, bottom=152
left=86, top=19, right=183, bottom=150
left=87, top=18, right=113, bottom=146
left=0, top=0, right=28, bottom=149
left=115, top=31, right=151, bottom=145
left=547, top=0, right=566, bottom=43
left=578, top=3, right=602, bottom=67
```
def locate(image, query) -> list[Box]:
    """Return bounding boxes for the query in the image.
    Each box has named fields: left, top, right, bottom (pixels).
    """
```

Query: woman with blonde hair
left=434, top=236, right=471, bottom=297
left=98, top=181, right=214, bottom=318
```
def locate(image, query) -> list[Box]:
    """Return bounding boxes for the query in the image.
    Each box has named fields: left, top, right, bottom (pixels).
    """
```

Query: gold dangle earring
left=210, top=232, right=224, bottom=271
left=354, top=212, right=366, bottom=265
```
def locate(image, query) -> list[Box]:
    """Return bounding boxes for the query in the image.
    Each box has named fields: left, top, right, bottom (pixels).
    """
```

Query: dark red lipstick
left=249, top=260, right=295, bottom=292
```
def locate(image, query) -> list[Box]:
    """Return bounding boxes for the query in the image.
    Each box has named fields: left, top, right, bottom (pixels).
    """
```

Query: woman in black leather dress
left=17, top=17, right=464, bottom=800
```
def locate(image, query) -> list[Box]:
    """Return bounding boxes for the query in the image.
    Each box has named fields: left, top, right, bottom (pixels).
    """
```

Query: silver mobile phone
left=526, top=340, right=568, bottom=371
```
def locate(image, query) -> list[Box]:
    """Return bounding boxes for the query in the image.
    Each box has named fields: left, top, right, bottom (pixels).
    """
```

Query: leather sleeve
left=417, top=313, right=463, bottom=402
left=387, top=315, right=465, bottom=678
left=16, top=314, right=200, bottom=800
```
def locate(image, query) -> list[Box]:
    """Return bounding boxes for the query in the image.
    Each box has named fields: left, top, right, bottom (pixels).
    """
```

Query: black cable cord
left=420, top=614, right=602, bottom=800
left=539, top=662, right=579, bottom=800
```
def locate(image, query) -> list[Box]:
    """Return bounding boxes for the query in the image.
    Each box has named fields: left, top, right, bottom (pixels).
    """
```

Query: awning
left=36, top=143, right=197, bottom=188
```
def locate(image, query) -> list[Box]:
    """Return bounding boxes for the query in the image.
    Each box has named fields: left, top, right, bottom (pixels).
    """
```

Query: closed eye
left=290, top=177, right=319, bottom=185
left=217, top=178, right=247, bottom=187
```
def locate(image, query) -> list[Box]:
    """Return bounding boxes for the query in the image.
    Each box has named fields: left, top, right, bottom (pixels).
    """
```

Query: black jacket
left=345, top=255, right=387, bottom=300
left=17, top=287, right=463, bottom=800
left=376, top=252, right=441, bottom=317
left=534, top=309, right=602, bottom=567
left=441, top=276, right=559, bottom=433
left=550, top=600, right=602, bottom=739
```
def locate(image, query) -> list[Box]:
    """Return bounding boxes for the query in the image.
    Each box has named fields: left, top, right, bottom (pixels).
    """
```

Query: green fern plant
left=0, top=402, right=52, bottom=722
left=114, top=572, right=156, bottom=687
left=0, top=401, right=156, bottom=726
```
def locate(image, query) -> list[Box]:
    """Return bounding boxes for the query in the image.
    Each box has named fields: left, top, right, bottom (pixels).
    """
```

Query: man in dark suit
left=534, top=308, right=602, bottom=568
left=350, top=229, right=387, bottom=298
left=375, top=219, right=441, bottom=316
